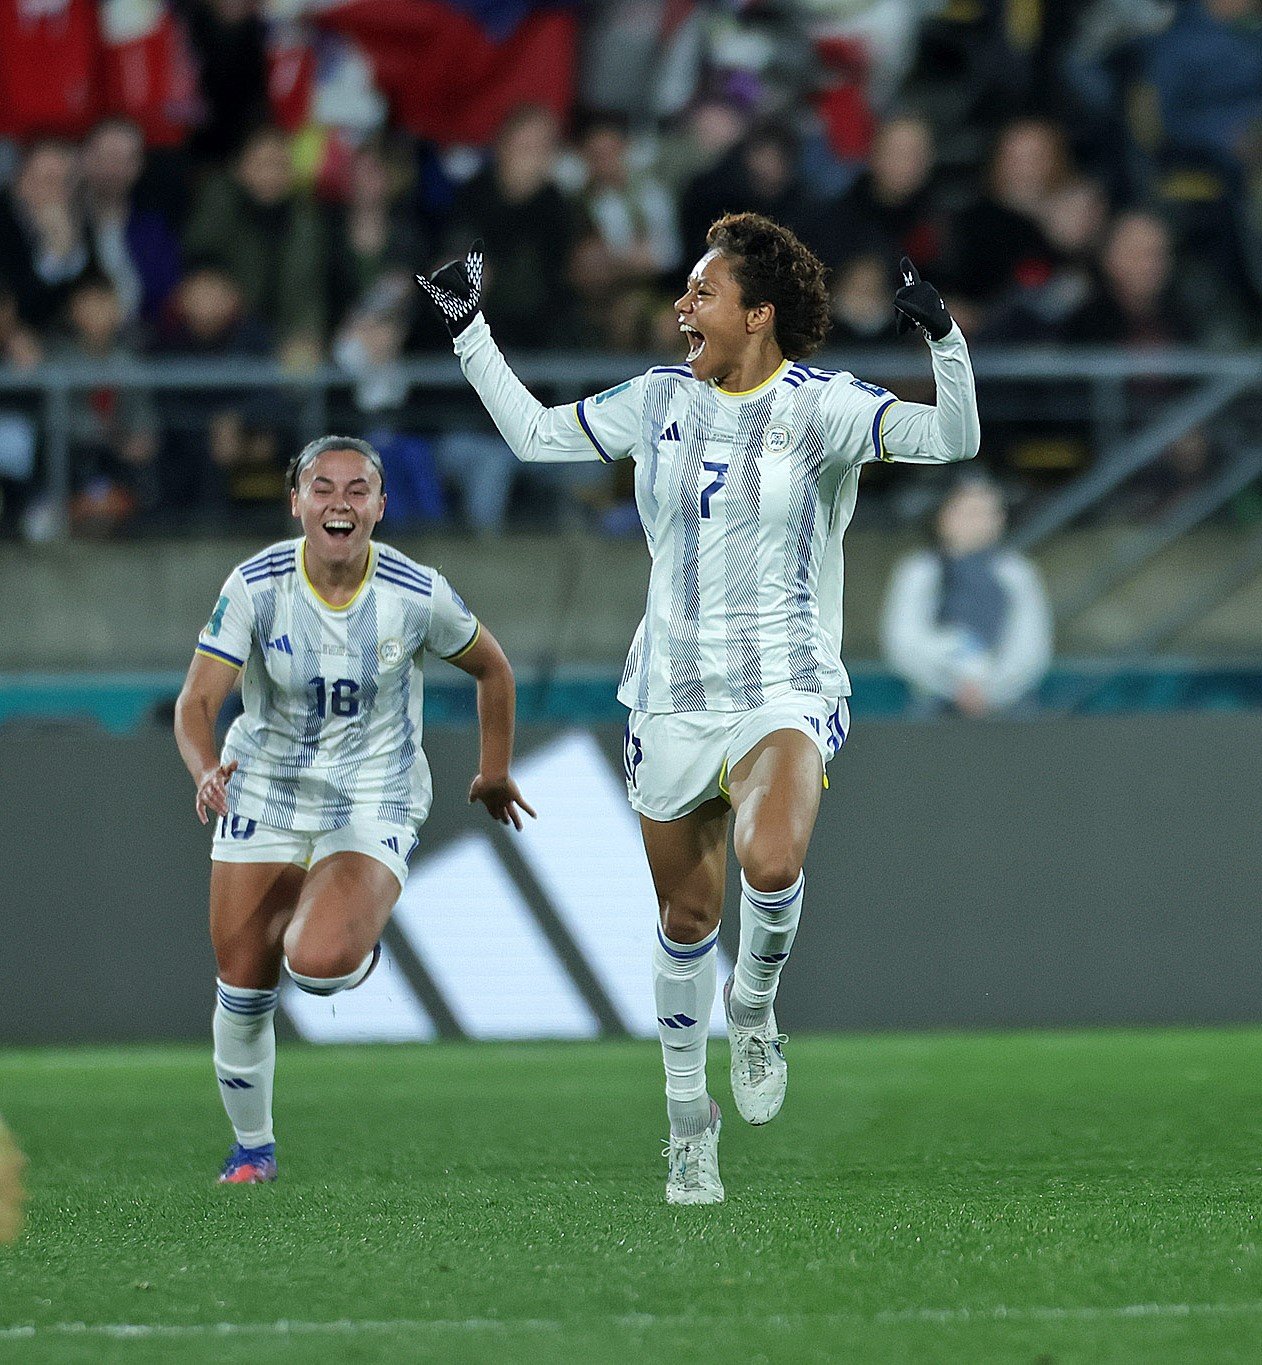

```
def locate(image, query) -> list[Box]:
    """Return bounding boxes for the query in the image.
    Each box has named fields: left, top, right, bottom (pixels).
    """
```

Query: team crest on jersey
left=762, top=424, right=792, bottom=456
left=378, top=638, right=404, bottom=666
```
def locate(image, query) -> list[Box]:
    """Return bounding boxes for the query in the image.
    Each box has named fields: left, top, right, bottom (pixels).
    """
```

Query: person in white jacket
left=882, top=476, right=1052, bottom=716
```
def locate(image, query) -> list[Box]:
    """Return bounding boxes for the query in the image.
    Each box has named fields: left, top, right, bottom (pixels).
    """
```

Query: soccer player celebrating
left=419, top=216, right=979, bottom=1204
left=175, top=435, right=534, bottom=1184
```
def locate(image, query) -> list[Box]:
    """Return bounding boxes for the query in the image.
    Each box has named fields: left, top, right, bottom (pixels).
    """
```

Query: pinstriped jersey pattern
left=196, top=538, right=477, bottom=832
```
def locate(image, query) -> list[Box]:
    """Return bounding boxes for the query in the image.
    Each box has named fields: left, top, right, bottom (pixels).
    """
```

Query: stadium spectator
left=947, top=118, right=1072, bottom=311
left=327, top=134, right=426, bottom=340
left=0, top=288, right=41, bottom=538
left=0, top=140, right=93, bottom=330
left=1064, top=209, right=1196, bottom=345
left=151, top=262, right=282, bottom=526
left=810, top=113, right=946, bottom=277
left=176, top=0, right=271, bottom=165
left=54, top=272, right=159, bottom=534
left=571, top=112, right=682, bottom=350
left=183, top=126, right=331, bottom=367
left=680, top=123, right=816, bottom=263
left=882, top=476, right=1053, bottom=717
left=81, top=118, right=183, bottom=326
left=980, top=177, right=1110, bottom=343
left=828, top=252, right=895, bottom=344
left=1143, top=0, right=1262, bottom=175
left=445, top=104, right=581, bottom=349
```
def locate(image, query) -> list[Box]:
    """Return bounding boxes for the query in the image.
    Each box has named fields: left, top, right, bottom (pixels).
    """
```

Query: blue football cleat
left=218, top=1142, right=277, bottom=1184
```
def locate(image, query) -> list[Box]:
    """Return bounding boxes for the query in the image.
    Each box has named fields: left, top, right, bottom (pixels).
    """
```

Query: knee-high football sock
left=213, top=981, right=277, bottom=1148
left=654, top=924, right=720, bottom=1137
left=730, top=871, right=804, bottom=1028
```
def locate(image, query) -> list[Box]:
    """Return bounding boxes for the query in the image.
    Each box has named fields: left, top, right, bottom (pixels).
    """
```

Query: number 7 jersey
left=196, top=538, right=480, bottom=831
left=453, top=315, right=979, bottom=714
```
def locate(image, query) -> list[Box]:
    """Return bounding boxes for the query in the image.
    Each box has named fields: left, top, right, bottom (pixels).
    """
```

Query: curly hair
left=705, top=212, right=831, bottom=360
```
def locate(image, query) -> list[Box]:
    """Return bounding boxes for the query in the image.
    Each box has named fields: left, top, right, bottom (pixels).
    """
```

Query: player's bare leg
left=209, top=860, right=305, bottom=1182
left=281, top=851, right=400, bottom=992
left=723, top=729, right=823, bottom=1123
left=640, top=800, right=729, bottom=1203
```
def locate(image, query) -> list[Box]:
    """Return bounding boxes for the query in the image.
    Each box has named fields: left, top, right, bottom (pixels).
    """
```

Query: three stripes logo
left=656, top=1013, right=698, bottom=1030
left=281, top=734, right=731, bottom=1045
left=218, top=1077, right=255, bottom=1090
left=659, top=421, right=682, bottom=443
left=266, top=634, right=294, bottom=655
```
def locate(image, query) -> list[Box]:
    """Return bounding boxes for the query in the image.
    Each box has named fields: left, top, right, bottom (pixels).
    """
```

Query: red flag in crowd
left=312, top=0, right=577, bottom=146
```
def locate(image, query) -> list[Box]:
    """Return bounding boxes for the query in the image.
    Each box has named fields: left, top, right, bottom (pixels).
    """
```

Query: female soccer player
left=174, top=435, right=534, bottom=1184
left=419, top=215, right=979, bottom=1204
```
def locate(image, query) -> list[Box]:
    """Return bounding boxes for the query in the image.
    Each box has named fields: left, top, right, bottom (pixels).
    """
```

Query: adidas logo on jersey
left=266, top=634, right=294, bottom=655
left=659, top=421, right=682, bottom=443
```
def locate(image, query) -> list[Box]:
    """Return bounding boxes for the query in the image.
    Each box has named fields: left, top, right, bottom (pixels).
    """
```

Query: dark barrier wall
left=2, top=714, right=1260, bottom=1043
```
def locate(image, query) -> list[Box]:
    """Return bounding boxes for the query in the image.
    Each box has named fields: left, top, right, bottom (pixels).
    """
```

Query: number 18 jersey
left=196, top=538, right=479, bottom=832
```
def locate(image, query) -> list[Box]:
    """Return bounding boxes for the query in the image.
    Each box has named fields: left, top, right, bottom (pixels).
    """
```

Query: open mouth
left=323, top=519, right=354, bottom=539
left=680, top=322, right=705, bottom=363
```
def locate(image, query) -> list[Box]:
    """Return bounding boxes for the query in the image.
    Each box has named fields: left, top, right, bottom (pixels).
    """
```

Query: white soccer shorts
left=623, top=692, right=849, bottom=822
left=210, top=812, right=422, bottom=890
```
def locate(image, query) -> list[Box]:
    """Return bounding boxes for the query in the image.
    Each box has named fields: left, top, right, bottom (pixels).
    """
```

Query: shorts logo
left=762, top=424, right=791, bottom=456
left=378, top=638, right=404, bottom=666
left=205, top=595, right=229, bottom=637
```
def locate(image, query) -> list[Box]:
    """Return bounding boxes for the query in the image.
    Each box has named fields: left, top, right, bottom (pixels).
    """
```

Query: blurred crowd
left=1, top=0, right=1261, bottom=538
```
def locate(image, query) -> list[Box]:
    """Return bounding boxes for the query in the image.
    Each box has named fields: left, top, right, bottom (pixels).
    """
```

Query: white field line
left=4, top=1302, right=1262, bottom=1340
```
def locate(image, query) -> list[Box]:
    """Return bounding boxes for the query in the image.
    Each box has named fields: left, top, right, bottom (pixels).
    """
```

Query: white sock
left=283, top=948, right=375, bottom=996
left=654, top=924, right=719, bottom=1137
left=731, top=871, right=804, bottom=1028
left=213, top=981, right=277, bottom=1148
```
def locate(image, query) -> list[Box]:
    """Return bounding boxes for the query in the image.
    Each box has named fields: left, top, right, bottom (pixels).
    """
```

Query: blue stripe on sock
left=656, top=926, right=719, bottom=960
left=742, top=874, right=804, bottom=913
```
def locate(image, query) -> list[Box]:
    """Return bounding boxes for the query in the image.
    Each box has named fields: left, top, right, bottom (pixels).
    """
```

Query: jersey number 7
left=700, top=460, right=729, bottom=519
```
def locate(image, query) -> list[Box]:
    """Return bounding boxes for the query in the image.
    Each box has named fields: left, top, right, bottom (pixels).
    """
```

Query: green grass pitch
left=2, top=1029, right=1261, bottom=1363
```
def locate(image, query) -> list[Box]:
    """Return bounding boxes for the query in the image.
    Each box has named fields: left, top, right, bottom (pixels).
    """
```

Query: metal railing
left=4, top=345, right=1261, bottom=656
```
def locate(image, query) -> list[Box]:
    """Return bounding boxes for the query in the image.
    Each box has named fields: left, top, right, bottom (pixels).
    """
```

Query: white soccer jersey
left=454, top=315, right=980, bottom=713
left=196, top=538, right=480, bottom=831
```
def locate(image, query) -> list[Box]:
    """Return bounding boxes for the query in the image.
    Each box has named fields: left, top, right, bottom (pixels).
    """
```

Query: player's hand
left=469, top=772, right=537, bottom=831
left=894, top=256, right=953, bottom=341
left=195, top=760, right=238, bottom=824
left=416, top=241, right=484, bottom=338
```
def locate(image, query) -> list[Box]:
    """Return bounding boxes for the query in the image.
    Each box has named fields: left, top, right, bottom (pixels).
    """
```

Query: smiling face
left=674, top=250, right=774, bottom=386
left=291, top=447, right=385, bottom=567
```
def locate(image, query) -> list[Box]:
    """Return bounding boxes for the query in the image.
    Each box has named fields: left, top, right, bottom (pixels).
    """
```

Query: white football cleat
left=664, top=1099, right=724, bottom=1205
left=724, top=974, right=788, bottom=1125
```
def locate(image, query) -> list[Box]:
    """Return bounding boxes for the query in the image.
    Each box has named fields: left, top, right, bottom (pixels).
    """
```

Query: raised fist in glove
left=416, top=241, right=484, bottom=338
left=894, top=256, right=953, bottom=341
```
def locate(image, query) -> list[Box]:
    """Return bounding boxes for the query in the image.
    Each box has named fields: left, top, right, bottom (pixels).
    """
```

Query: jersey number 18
left=308, top=675, right=360, bottom=720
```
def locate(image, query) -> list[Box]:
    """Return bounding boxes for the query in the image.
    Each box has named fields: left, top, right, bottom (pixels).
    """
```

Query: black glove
left=894, top=256, right=953, bottom=341
left=416, top=241, right=483, bottom=338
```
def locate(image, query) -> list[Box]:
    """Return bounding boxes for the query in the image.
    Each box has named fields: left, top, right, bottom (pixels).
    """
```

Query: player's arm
left=174, top=650, right=241, bottom=825
left=444, top=624, right=537, bottom=831
left=865, top=257, right=981, bottom=467
left=417, top=244, right=640, bottom=465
